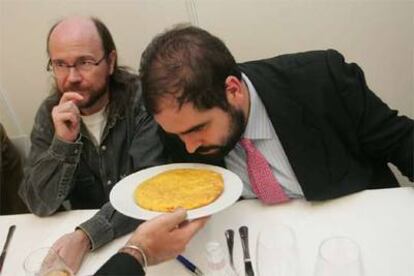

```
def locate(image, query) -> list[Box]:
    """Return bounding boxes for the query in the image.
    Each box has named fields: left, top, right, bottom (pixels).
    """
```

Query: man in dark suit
left=139, top=25, right=413, bottom=203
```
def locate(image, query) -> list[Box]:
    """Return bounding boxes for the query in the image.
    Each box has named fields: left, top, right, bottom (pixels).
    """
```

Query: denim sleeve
left=19, top=103, right=82, bottom=216
left=129, top=104, right=166, bottom=171
left=78, top=101, right=166, bottom=250
left=78, top=202, right=142, bottom=250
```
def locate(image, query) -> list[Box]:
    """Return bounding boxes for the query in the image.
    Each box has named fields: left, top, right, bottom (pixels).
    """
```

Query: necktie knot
left=240, top=138, right=254, bottom=152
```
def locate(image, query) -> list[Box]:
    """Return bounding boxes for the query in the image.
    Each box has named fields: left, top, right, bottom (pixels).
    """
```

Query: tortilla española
left=134, top=168, right=224, bottom=212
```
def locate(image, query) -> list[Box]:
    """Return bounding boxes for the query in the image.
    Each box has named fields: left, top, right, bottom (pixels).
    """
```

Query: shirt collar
left=242, top=73, right=273, bottom=140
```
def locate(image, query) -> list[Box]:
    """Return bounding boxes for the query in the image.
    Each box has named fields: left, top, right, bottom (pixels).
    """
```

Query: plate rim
left=109, top=163, right=243, bottom=220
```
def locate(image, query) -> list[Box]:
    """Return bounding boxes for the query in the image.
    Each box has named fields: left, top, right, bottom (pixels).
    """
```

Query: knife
left=239, top=226, right=255, bottom=276
left=225, top=229, right=235, bottom=269
left=0, top=225, right=16, bottom=273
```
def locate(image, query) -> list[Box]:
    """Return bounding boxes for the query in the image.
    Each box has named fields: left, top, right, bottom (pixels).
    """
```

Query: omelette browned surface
left=134, top=168, right=224, bottom=212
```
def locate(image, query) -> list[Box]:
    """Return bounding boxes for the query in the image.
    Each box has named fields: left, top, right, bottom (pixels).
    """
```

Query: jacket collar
left=238, top=62, right=329, bottom=197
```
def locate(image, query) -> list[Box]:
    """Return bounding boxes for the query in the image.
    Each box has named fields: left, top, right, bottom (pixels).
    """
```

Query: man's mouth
left=195, top=146, right=222, bottom=155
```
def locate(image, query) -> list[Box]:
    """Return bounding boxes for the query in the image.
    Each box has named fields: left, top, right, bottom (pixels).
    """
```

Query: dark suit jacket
left=94, top=252, right=145, bottom=275
left=93, top=49, right=413, bottom=275
left=163, top=50, right=413, bottom=200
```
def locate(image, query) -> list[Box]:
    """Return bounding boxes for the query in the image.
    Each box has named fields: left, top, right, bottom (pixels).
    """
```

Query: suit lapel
left=240, top=64, right=330, bottom=199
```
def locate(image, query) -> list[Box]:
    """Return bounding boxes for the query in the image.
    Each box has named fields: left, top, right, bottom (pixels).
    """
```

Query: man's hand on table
left=52, top=229, right=91, bottom=273
left=50, top=210, right=208, bottom=272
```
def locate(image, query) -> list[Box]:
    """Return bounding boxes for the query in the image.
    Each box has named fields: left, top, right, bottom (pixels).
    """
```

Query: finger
left=54, top=111, right=79, bottom=123
left=55, top=101, right=80, bottom=115
left=153, top=209, right=188, bottom=230
left=178, top=220, right=190, bottom=228
left=177, top=216, right=209, bottom=238
left=53, top=102, right=80, bottom=117
left=55, top=112, right=80, bottom=127
left=60, top=92, right=84, bottom=104
left=51, top=241, right=61, bottom=252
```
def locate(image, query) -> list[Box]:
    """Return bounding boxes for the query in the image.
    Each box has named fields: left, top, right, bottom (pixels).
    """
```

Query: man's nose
left=182, top=136, right=201, bottom=154
left=66, top=67, right=82, bottom=82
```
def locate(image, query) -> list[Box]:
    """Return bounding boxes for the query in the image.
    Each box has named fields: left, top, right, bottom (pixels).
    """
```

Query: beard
left=65, top=83, right=108, bottom=110
left=193, top=106, right=246, bottom=159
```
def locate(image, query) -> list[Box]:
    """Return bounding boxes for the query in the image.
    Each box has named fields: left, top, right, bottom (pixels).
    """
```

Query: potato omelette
left=134, top=168, right=224, bottom=212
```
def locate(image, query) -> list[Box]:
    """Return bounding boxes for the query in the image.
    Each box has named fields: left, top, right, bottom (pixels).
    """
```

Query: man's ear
left=225, top=75, right=243, bottom=105
left=108, top=50, right=117, bottom=75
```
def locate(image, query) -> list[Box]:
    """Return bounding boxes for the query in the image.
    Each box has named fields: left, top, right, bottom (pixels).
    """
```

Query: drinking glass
left=23, top=247, right=74, bottom=276
left=256, top=224, right=300, bottom=276
left=313, top=236, right=363, bottom=276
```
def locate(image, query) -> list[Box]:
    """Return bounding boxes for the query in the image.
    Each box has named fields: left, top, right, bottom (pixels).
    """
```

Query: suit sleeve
left=94, top=252, right=145, bottom=276
left=326, top=49, right=413, bottom=181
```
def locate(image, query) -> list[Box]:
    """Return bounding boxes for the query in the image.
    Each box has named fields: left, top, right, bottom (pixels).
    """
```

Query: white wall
left=0, top=0, right=413, bottom=183
left=0, top=0, right=193, bottom=136
left=196, top=0, right=413, bottom=117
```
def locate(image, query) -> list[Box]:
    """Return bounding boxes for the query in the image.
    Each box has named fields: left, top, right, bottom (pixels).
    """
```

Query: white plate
left=110, top=163, right=243, bottom=220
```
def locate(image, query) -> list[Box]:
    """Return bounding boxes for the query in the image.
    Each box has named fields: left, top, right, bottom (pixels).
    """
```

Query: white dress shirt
left=225, top=74, right=304, bottom=199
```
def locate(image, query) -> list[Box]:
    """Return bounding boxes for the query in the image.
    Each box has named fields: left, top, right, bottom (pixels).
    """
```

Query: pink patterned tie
left=240, top=138, right=290, bottom=204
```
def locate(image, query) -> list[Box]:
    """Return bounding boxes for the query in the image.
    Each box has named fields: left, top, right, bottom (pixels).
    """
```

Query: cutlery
left=0, top=225, right=16, bottom=273
left=225, top=229, right=235, bottom=268
left=239, top=226, right=255, bottom=276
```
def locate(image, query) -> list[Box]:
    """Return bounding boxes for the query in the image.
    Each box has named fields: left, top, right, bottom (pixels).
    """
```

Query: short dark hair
left=139, top=25, right=241, bottom=114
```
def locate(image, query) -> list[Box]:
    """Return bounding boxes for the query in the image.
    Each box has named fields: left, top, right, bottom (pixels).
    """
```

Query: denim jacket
left=19, top=72, right=165, bottom=249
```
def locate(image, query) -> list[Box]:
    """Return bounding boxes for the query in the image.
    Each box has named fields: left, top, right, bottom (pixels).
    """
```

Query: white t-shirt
left=81, top=106, right=108, bottom=146
left=225, top=74, right=304, bottom=199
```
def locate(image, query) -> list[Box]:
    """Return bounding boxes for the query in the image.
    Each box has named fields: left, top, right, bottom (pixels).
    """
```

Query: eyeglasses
left=47, top=55, right=107, bottom=76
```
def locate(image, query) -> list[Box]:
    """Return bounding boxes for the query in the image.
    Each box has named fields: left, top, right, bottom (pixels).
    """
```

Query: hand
left=51, top=229, right=91, bottom=273
left=52, top=92, right=84, bottom=142
left=125, top=209, right=209, bottom=266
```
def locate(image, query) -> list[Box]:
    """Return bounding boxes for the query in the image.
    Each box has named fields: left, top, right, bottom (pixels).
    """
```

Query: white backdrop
left=0, top=0, right=412, bottom=183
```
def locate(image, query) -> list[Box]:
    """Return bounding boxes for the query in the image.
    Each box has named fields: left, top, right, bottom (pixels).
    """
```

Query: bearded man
left=140, top=25, right=413, bottom=204
left=19, top=16, right=164, bottom=272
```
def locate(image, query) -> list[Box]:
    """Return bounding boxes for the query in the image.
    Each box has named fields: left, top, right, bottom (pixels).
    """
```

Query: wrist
left=55, top=133, right=80, bottom=143
left=74, top=229, right=92, bottom=252
left=119, top=247, right=145, bottom=266
left=50, top=136, right=82, bottom=161
left=119, top=244, right=148, bottom=270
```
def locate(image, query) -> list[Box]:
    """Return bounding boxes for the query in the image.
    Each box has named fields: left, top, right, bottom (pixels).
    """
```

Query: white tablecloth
left=1, top=187, right=414, bottom=276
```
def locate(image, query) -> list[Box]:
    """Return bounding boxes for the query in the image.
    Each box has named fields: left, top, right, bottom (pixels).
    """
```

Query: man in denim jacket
left=19, top=16, right=164, bottom=272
